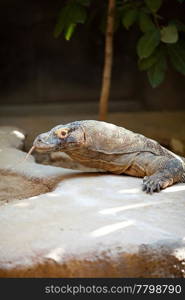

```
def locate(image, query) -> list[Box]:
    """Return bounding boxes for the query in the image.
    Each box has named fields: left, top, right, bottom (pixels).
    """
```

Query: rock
left=0, top=126, right=185, bottom=278
left=0, top=174, right=185, bottom=277
left=0, top=126, right=26, bottom=149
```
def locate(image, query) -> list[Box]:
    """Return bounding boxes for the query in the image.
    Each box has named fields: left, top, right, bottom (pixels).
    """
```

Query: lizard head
left=33, top=122, right=86, bottom=153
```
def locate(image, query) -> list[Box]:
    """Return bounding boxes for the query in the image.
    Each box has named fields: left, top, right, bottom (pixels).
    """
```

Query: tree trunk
left=99, top=0, right=115, bottom=121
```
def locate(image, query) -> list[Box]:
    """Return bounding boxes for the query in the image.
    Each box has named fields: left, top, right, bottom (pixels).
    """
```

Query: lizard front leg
left=141, top=155, right=185, bottom=193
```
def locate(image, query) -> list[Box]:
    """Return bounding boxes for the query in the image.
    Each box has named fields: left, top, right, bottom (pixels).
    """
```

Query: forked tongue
left=19, top=145, right=36, bottom=163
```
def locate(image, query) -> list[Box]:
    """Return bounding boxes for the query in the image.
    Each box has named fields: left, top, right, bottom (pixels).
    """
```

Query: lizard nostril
left=37, top=135, right=42, bottom=142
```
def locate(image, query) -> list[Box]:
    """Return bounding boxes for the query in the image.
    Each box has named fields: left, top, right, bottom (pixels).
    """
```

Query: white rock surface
left=0, top=175, right=185, bottom=267
left=0, top=126, right=25, bottom=149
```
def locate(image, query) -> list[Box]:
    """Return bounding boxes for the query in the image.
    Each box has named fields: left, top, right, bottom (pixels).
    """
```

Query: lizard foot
left=142, top=174, right=173, bottom=194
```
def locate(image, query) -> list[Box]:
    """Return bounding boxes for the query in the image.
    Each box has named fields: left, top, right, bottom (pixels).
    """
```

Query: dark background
left=0, top=0, right=185, bottom=111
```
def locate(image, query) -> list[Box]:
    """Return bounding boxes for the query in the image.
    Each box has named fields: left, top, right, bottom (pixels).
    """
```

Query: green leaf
left=54, top=6, right=70, bottom=39
left=147, top=53, right=167, bottom=87
left=122, top=9, right=138, bottom=29
left=65, top=23, right=76, bottom=41
left=161, top=25, right=178, bottom=44
left=138, top=50, right=159, bottom=70
left=167, top=41, right=185, bottom=75
left=139, top=12, right=156, bottom=32
left=176, top=0, right=184, bottom=3
left=144, top=0, right=162, bottom=13
left=54, top=3, right=87, bottom=39
left=137, top=29, right=160, bottom=59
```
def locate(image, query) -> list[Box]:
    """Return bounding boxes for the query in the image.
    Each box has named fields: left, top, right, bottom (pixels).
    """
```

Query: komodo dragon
left=31, top=120, right=185, bottom=193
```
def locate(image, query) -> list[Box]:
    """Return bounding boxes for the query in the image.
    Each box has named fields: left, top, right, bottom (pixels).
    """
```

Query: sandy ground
left=0, top=170, right=52, bottom=206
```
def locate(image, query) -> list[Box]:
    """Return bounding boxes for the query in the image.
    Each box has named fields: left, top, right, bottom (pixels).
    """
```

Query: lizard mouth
left=34, top=145, right=57, bottom=153
left=23, top=144, right=56, bottom=162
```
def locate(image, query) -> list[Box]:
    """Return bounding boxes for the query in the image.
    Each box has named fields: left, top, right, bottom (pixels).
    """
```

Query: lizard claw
left=142, top=180, right=161, bottom=194
left=142, top=175, right=170, bottom=194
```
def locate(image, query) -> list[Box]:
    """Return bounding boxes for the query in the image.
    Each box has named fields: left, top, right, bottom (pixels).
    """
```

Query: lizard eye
left=55, top=128, right=69, bottom=139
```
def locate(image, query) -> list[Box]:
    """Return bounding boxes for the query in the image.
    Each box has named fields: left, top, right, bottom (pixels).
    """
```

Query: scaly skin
left=33, top=120, right=185, bottom=193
